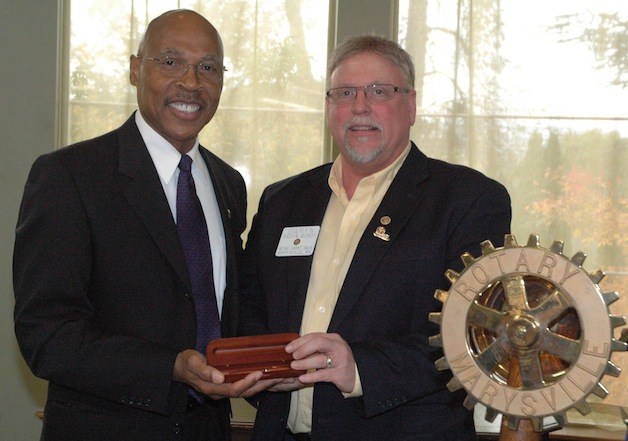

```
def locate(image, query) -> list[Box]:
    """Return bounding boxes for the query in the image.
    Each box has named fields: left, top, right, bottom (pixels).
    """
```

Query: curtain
left=67, top=0, right=330, bottom=226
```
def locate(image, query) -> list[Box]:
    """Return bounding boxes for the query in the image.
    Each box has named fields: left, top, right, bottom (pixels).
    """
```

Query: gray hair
left=327, top=35, right=415, bottom=88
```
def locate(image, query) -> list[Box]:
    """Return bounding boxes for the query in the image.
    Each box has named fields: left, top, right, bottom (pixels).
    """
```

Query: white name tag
left=275, top=226, right=321, bottom=257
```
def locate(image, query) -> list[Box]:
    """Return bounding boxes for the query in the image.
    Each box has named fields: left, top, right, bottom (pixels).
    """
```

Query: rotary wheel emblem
left=429, top=234, right=627, bottom=431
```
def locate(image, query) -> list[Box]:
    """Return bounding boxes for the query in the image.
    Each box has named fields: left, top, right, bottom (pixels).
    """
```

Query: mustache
left=344, top=117, right=382, bottom=131
left=165, top=91, right=203, bottom=104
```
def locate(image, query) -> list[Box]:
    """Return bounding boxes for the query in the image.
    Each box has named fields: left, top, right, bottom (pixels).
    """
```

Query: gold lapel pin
left=380, top=216, right=391, bottom=225
left=373, top=226, right=390, bottom=242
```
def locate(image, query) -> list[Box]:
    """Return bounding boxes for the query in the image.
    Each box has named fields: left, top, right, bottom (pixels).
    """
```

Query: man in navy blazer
left=238, top=36, right=511, bottom=440
left=14, top=10, right=259, bottom=441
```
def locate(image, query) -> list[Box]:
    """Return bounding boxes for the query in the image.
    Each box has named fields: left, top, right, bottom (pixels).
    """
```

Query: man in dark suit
left=13, top=10, right=260, bottom=441
left=238, top=36, right=511, bottom=440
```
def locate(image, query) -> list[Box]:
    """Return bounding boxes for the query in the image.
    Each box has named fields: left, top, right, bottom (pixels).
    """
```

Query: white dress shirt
left=135, top=111, right=227, bottom=316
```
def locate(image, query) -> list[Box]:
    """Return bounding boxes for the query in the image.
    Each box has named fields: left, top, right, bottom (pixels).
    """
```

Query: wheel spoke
left=519, top=351, right=545, bottom=388
left=477, top=337, right=508, bottom=373
left=540, top=331, right=581, bottom=363
left=503, top=275, right=528, bottom=310
left=468, top=302, right=504, bottom=332
left=533, top=289, right=571, bottom=327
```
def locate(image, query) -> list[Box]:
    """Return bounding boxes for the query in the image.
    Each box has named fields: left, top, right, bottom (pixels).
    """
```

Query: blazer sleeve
left=13, top=153, right=181, bottom=415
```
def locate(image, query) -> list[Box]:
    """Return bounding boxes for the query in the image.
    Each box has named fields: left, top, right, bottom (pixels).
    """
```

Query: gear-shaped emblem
left=429, top=234, right=627, bottom=431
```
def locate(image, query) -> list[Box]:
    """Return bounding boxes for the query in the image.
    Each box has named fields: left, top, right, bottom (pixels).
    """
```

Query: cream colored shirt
left=287, top=144, right=411, bottom=434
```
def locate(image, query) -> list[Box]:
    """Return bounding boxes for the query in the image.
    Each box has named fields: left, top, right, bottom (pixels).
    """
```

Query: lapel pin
left=373, top=226, right=390, bottom=242
left=227, top=208, right=232, bottom=219
left=380, top=215, right=391, bottom=225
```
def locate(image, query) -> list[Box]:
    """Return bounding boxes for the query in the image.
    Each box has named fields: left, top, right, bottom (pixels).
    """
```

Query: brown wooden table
left=549, top=426, right=626, bottom=440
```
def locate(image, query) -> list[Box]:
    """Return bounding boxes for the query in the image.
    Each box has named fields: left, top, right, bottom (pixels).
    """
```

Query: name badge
left=275, top=226, right=320, bottom=257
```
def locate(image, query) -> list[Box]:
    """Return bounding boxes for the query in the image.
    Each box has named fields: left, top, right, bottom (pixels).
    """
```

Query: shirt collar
left=135, top=111, right=204, bottom=185
left=328, top=142, right=412, bottom=205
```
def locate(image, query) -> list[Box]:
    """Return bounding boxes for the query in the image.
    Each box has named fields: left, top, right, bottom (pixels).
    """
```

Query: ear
left=406, top=89, right=417, bottom=126
left=129, top=55, right=140, bottom=86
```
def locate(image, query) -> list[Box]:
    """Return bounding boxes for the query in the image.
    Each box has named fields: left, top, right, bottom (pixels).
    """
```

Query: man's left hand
left=286, top=332, right=356, bottom=393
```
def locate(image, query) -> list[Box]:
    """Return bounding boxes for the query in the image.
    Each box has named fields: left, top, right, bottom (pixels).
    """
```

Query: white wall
left=0, top=2, right=59, bottom=439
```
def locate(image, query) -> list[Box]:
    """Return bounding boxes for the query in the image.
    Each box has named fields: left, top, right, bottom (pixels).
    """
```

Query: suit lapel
left=198, top=147, right=239, bottom=334
left=116, top=117, right=190, bottom=289
left=328, top=145, right=430, bottom=331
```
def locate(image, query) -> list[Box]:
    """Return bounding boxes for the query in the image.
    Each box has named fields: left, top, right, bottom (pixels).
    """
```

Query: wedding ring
left=325, top=355, right=333, bottom=369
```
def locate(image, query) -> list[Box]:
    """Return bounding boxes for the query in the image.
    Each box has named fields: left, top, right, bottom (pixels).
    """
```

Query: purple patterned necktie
left=176, top=155, right=221, bottom=358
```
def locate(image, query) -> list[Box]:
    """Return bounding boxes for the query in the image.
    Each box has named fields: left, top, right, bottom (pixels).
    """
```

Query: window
left=399, top=0, right=627, bottom=414
left=66, top=0, right=626, bottom=423
left=67, top=0, right=330, bottom=224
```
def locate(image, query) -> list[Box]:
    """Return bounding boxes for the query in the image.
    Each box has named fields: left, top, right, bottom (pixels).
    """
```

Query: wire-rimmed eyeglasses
left=326, top=84, right=411, bottom=103
left=142, top=56, right=227, bottom=82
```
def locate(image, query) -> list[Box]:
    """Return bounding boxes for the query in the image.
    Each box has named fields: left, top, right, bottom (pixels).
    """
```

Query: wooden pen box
left=206, top=333, right=305, bottom=382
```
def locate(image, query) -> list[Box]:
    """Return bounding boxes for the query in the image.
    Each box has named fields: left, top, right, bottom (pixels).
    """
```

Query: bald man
left=14, top=10, right=256, bottom=440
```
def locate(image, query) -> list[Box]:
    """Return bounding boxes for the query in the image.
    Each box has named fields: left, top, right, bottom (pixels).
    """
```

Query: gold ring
left=325, top=355, right=333, bottom=369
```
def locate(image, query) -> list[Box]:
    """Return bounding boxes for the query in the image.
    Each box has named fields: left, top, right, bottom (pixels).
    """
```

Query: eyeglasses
left=326, top=84, right=411, bottom=103
left=142, top=56, right=227, bottom=82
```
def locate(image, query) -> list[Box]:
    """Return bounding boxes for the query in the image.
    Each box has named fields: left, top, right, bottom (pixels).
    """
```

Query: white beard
left=343, top=139, right=385, bottom=164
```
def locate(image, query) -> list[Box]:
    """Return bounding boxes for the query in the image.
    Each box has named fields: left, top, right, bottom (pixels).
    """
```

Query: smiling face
left=130, top=11, right=224, bottom=153
left=326, top=52, right=416, bottom=174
